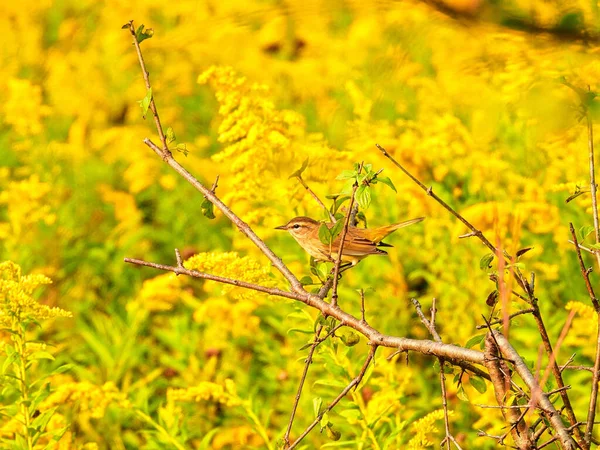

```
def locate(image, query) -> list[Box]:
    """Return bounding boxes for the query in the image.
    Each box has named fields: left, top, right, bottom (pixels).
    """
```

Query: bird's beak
left=274, top=224, right=288, bottom=230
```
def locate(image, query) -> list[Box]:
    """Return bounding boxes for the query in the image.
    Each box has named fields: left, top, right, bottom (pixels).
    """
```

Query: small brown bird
left=275, top=216, right=424, bottom=266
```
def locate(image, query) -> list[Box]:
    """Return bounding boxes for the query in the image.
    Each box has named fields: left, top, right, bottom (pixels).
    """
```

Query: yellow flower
left=408, top=409, right=447, bottom=449
left=0, top=261, right=71, bottom=325
left=3, top=78, right=51, bottom=136
left=41, top=380, right=131, bottom=419
left=167, top=379, right=240, bottom=407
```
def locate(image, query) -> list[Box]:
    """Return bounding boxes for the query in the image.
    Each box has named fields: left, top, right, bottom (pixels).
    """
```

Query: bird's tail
left=370, top=217, right=425, bottom=242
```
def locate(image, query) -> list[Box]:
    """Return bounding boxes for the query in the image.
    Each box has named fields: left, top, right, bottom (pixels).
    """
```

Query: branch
left=483, top=334, right=535, bottom=449
left=331, top=166, right=361, bottom=308
left=143, top=138, right=304, bottom=292
left=476, top=308, right=536, bottom=330
left=126, top=21, right=171, bottom=157
left=283, top=322, right=344, bottom=448
left=124, top=255, right=486, bottom=364
left=377, top=143, right=582, bottom=440
left=294, top=175, right=336, bottom=223
left=288, top=345, right=378, bottom=449
left=491, top=331, right=579, bottom=450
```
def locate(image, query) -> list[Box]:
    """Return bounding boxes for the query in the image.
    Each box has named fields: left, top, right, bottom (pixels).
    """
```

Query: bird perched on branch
left=275, top=216, right=424, bottom=266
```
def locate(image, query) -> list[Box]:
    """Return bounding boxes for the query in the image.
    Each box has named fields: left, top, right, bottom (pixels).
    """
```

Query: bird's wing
left=331, top=235, right=385, bottom=256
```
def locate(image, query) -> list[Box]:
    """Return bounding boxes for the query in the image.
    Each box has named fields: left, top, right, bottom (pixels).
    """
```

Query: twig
left=284, top=324, right=324, bottom=448
left=126, top=21, right=171, bottom=158
left=585, top=113, right=600, bottom=265
left=331, top=166, right=362, bottom=307
left=376, top=144, right=496, bottom=255
left=411, top=298, right=441, bottom=342
left=569, top=224, right=600, bottom=311
left=475, top=308, right=535, bottom=329
left=568, top=240, right=598, bottom=255
left=125, top=257, right=301, bottom=300
left=288, top=345, right=377, bottom=449
left=569, top=223, right=600, bottom=447
left=295, top=175, right=336, bottom=223
left=561, top=365, right=594, bottom=373
left=359, top=288, right=367, bottom=323
left=411, top=298, right=462, bottom=449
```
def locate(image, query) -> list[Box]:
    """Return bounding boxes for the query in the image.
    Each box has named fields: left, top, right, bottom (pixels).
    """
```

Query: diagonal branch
left=377, top=143, right=582, bottom=442
left=294, top=174, right=336, bottom=223
left=283, top=322, right=344, bottom=448
left=288, top=344, right=378, bottom=450
left=124, top=254, right=487, bottom=366
left=143, top=139, right=304, bottom=292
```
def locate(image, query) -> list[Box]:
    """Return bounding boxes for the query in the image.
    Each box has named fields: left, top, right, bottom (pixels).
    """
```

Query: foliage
left=1, top=0, right=600, bottom=448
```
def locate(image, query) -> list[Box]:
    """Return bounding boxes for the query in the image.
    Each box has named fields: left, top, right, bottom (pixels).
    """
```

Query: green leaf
left=469, top=376, right=487, bottom=394
left=27, top=351, right=55, bottom=362
left=135, top=24, right=154, bottom=43
left=319, top=223, right=332, bottom=245
left=287, top=328, right=314, bottom=335
left=355, top=185, right=371, bottom=209
left=201, top=197, right=215, bottom=219
left=336, top=170, right=356, bottom=181
left=166, top=127, right=176, bottom=144
left=299, top=276, right=313, bottom=286
left=289, top=158, right=309, bottom=179
left=198, top=427, right=220, bottom=450
left=175, top=143, right=188, bottom=156
left=31, top=408, right=56, bottom=436
left=2, top=351, right=18, bottom=374
left=138, top=87, right=152, bottom=119
left=330, top=220, right=344, bottom=241
left=320, top=412, right=330, bottom=429
left=313, top=379, right=347, bottom=388
left=376, top=176, right=397, bottom=192
left=456, top=385, right=469, bottom=401
left=479, top=253, right=494, bottom=270
left=465, top=334, right=485, bottom=349
left=313, top=397, right=323, bottom=418
left=580, top=225, right=595, bottom=241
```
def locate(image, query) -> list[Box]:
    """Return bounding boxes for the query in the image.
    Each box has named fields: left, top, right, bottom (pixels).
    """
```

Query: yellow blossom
left=167, top=379, right=240, bottom=407
left=407, top=409, right=448, bottom=449
left=41, top=381, right=131, bottom=419
left=0, top=261, right=71, bottom=325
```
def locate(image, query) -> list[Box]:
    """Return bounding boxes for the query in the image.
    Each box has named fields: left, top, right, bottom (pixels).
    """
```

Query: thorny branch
left=376, top=144, right=583, bottom=444
left=570, top=224, right=600, bottom=447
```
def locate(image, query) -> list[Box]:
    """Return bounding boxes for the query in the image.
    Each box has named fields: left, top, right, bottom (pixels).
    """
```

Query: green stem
left=134, top=409, right=187, bottom=450
left=13, top=317, right=33, bottom=450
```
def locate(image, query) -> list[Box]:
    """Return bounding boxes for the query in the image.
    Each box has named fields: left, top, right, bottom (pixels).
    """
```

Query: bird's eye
left=293, top=224, right=301, bottom=229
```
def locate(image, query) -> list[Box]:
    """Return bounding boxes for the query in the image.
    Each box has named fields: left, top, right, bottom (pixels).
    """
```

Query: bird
left=275, top=216, right=424, bottom=266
